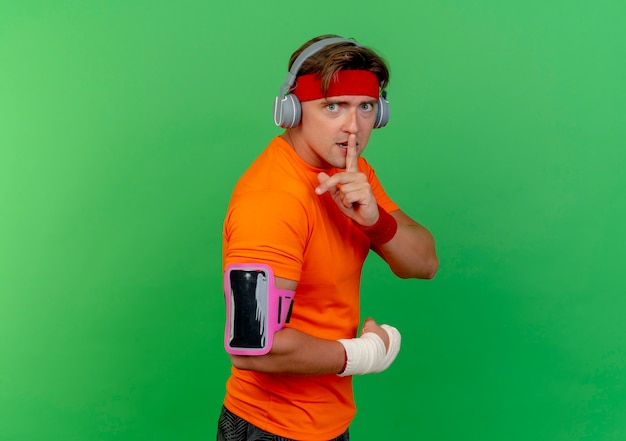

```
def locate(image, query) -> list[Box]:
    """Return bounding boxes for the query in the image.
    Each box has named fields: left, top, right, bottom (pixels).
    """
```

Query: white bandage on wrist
left=337, top=324, right=402, bottom=377
left=376, top=325, right=402, bottom=372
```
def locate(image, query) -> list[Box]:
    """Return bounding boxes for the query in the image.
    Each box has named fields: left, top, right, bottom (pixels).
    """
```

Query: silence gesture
left=315, top=134, right=380, bottom=227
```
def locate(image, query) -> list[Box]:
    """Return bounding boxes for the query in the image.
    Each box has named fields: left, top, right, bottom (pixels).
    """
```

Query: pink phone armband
left=224, top=263, right=295, bottom=355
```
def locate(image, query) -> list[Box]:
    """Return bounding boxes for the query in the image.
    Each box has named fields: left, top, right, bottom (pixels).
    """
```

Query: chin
left=333, top=159, right=348, bottom=169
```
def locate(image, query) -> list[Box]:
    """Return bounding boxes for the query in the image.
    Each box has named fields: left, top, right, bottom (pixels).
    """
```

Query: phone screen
left=227, top=269, right=269, bottom=350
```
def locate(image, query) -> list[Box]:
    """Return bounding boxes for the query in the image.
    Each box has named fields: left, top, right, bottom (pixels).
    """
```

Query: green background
left=1, top=1, right=625, bottom=440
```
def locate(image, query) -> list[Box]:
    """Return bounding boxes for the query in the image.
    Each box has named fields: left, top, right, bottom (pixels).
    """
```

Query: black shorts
left=216, top=406, right=350, bottom=441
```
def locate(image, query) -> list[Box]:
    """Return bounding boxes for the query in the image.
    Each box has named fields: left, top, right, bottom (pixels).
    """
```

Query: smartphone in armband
left=224, top=263, right=295, bottom=355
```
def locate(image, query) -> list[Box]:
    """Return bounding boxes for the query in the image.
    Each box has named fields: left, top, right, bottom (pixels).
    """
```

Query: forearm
left=230, top=327, right=346, bottom=375
left=375, top=210, right=439, bottom=279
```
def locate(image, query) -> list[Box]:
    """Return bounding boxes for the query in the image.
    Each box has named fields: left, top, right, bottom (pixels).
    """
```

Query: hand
left=336, top=317, right=401, bottom=376
left=361, top=317, right=390, bottom=351
left=315, top=134, right=380, bottom=226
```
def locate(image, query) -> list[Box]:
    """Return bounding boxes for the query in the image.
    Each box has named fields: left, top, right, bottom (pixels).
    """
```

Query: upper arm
left=275, top=275, right=298, bottom=291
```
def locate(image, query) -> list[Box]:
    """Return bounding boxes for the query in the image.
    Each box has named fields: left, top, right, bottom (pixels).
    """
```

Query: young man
left=217, top=34, right=439, bottom=441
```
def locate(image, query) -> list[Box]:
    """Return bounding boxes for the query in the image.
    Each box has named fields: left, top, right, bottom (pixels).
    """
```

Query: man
left=217, top=34, right=439, bottom=441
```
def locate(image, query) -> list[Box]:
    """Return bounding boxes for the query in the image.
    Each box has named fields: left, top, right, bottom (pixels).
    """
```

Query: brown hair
left=288, top=34, right=390, bottom=94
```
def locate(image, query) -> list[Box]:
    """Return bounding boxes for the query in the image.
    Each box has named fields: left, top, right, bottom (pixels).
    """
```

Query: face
left=287, top=95, right=378, bottom=169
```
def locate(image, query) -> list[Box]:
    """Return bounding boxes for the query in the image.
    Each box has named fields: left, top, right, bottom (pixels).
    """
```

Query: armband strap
left=224, top=263, right=295, bottom=356
left=357, top=205, right=398, bottom=245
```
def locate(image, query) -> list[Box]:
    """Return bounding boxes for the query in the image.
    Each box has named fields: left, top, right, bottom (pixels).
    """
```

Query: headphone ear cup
left=374, top=95, right=390, bottom=129
left=273, top=94, right=302, bottom=128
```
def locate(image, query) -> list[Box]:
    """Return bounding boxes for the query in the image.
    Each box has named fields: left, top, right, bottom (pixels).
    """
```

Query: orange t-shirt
left=222, top=136, right=399, bottom=440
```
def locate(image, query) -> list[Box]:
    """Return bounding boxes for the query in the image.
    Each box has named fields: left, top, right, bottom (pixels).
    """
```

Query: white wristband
left=337, top=324, right=402, bottom=377
left=338, top=332, right=386, bottom=376
left=376, top=325, right=402, bottom=372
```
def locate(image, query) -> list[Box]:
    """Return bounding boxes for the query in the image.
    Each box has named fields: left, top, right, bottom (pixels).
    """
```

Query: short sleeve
left=223, top=189, right=309, bottom=282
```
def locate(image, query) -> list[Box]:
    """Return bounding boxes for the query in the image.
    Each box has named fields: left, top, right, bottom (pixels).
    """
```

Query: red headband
left=293, top=70, right=380, bottom=102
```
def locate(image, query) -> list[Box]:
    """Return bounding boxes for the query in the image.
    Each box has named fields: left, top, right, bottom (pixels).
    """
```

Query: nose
left=342, top=108, right=359, bottom=134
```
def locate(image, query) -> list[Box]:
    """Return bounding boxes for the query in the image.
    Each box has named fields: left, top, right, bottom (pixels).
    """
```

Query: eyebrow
left=322, top=98, right=378, bottom=105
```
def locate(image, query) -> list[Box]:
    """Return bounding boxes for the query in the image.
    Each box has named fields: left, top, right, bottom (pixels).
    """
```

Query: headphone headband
left=279, top=37, right=359, bottom=98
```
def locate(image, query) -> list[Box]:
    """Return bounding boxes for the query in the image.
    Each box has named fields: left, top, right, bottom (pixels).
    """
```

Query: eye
left=326, top=103, right=339, bottom=112
left=360, top=102, right=374, bottom=112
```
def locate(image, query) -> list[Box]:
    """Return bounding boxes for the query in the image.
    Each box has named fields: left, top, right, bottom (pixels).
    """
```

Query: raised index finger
left=345, top=134, right=359, bottom=173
